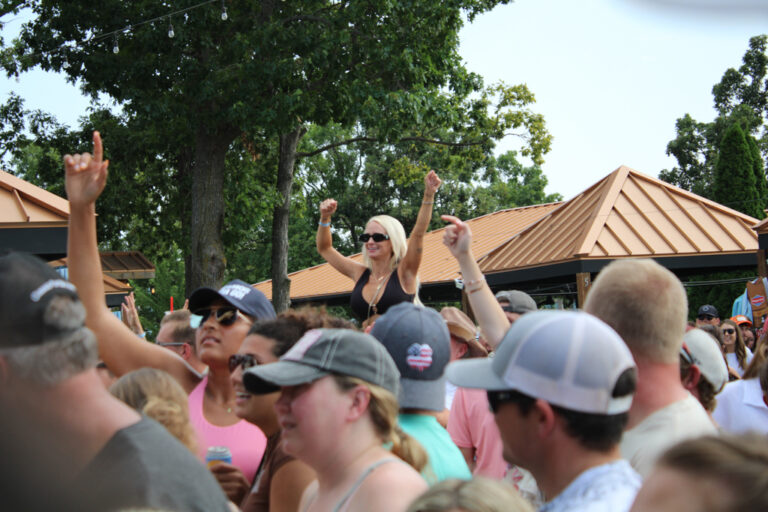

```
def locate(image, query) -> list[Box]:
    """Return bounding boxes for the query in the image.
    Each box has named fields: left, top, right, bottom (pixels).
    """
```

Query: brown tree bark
left=270, top=125, right=306, bottom=312
left=187, top=126, right=236, bottom=295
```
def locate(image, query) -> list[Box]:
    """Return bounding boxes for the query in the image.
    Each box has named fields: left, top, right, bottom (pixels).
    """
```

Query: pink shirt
left=447, top=387, right=508, bottom=479
left=188, top=376, right=267, bottom=482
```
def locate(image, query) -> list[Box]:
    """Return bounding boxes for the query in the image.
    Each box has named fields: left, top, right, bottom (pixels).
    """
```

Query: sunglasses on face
left=487, top=390, right=517, bottom=414
left=157, top=342, right=185, bottom=347
left=359, top=233, right=390, bottom=243
left=722, top=328, right=736, bottom=335
left=195, top=307, right=250, bottom=327
left=697, top=314, right=715, bottom=321
left=228, top=353, right=257, bottom=373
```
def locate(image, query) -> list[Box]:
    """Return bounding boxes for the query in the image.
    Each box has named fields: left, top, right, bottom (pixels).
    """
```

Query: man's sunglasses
left=195, top=307, right=251, bottom=327
left=359, top=233, right=390, bottom=243
left=697, top=314, right=715, bottom=321
left=228, top=353, right=257, bottom=373
left=487, top=390, right=517, bottom=414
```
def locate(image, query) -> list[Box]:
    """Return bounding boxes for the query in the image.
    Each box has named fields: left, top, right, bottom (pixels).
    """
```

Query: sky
left=0, top=0, right=766, bottom=200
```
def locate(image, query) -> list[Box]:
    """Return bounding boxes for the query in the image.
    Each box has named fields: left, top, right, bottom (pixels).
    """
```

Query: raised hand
left=64, top=131, right=109, bottom=207
left=319, top=198, right=338, bottom=218
left=121, top=292, right=145, bottom=336
left=441, top=214, right=472, bottom=259
left=424, top=170, right=442, bottom=196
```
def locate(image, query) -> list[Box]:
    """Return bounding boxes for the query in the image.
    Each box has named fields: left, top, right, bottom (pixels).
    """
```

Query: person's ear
left=682, top=365, right=701, bottom=391
left=534, top=399, right=556, bottom=439
left=456, top=342, right=469, bottom=359
left=347, top=385, right=372, bottom=421
left=182, top=343, right=192, bottom=360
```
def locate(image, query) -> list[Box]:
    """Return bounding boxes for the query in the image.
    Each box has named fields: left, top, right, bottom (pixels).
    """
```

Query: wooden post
left=758, top=249, right=768, bottom=279
left=576, top=272, right=591, bottom=309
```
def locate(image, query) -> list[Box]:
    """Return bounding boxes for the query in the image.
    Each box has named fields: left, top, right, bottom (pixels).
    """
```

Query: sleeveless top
left=301, top=458, right=405, bottom=512
left=188, top=376, right=268, bottom=482
left=349, top=268, right=415, bottom=321
left=241, top=431, right=296, bottom=512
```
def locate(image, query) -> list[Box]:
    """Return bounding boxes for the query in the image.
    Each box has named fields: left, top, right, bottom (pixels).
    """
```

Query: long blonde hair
left=110, top=368, right=197, bottom=453
left=362, top=215, right=422, bottom=305
left=333, top=375, right=427, bottom=472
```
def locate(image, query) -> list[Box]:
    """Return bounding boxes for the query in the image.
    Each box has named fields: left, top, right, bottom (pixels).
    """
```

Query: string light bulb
left=168, top=21, right=175, bottom=38
left=112, top=35, right=119, bottom=54
left=221, top=0, right=228, bottom=21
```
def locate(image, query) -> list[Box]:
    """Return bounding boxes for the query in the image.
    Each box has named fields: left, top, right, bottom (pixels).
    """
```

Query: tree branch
left=399, top=136, right=487, bottom=147
left=296, top=136, right=376, bottom=158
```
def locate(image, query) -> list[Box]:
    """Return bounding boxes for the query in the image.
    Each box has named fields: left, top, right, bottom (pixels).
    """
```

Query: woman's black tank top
left=349, top=268, right=415, bottom=321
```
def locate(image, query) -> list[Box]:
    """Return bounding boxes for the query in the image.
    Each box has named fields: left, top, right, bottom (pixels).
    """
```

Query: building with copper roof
left=255, top=165, right=762, bottom=309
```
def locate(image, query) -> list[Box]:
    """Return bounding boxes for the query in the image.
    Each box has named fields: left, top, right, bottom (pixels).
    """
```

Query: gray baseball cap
left=495, top=290, right=537, bottom=314
left=447, top=310, right=636, bottom=415
left=243, top=328, right=400, bottom=396
left=371, top=303, right=451, bottom=411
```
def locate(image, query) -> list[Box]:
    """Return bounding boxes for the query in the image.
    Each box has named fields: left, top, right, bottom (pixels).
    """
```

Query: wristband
left=318, top=221, right=331, bottom=227
left=138, top=332, right=146, bottom=339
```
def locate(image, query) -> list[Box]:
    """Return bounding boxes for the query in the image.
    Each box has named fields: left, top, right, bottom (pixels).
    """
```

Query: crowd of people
left=2, top=131, right=768, bottom=511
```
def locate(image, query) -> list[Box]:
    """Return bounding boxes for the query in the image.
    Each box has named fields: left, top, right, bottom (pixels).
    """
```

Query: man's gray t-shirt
left=76, top=417, right=231, bottom=511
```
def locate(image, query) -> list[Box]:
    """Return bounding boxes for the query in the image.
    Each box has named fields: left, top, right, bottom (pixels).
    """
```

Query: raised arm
left=399, top=170, right=441, bottom=286
left=65, top=131, right=200, bottom=392
left=316, top=198, right=366, bottom=281
left=441, top=214, right=509, bottom=349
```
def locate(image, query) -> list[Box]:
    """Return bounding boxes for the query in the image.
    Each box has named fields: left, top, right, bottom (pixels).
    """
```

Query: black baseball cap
left=697, top=305, right=719, bottom=318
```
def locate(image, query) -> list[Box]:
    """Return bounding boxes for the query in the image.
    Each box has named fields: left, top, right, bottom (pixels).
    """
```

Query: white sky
left=1, top=0, right=766, bottom=199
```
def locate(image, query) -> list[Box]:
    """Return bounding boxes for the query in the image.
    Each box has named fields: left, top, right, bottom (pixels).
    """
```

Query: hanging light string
left=12, top=0, right=226, bottom=60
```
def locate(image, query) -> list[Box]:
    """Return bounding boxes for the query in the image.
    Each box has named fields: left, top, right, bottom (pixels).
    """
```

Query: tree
left=713, top=123, right=761, bottom=218
left=660, top=35, right=768, bottom=212
left=3, top=0, right=553, bottom=310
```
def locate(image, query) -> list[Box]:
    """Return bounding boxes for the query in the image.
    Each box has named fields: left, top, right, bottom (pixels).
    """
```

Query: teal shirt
left=398, top=413, right=472, bottom=485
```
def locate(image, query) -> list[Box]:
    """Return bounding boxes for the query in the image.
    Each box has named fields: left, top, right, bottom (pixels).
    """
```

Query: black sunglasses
left=195, top=307, right=242, bottom=327
left=487, top=390, right=517, bottom=414
left=722, top=328, right=736, bottom=335
left=228, top=353, right=257, bottom=373
left=697, top=314, right=715, bottom=321
left=359, top=233, right=390, bottom=243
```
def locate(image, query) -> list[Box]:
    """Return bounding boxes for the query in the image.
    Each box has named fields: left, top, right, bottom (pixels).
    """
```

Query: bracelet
left=137, top=332, right=146, bottom=339
left=318, top=221, right=331, bottom=227
left=467, top=282, right=486, bottom=294
left=464, top=277, right=485, bottom=287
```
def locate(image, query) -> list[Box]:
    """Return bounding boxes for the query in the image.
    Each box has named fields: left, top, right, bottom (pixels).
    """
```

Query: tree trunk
left=271, top=126, right=306, bottom=312
left=187, top=127, right=234, bottom=295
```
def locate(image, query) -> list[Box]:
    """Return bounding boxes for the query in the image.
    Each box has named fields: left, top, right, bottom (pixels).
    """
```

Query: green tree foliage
left=713, top=123, right=761, bottom=218
left=684, top=270, right=755, bottom=323
left=295, top=123, right=560, bottom=260
left=660, top=35, right=768, bottom=217
left=2, top=0, right=526, bottom=304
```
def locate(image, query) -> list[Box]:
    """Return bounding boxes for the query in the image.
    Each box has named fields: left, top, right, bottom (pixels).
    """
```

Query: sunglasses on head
left=359, top=233, right=390, bottom=243
left=195, top=307, right=251, bottom=327
left=487, top=390, right=517, bottom=414
left=722, top=328, right=736, bottom=335
left=228, top=353, right=257, bottom=373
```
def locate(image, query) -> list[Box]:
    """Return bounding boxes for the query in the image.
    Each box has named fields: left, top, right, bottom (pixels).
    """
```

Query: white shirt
left=712, top=378, right=768, bottom=434
left=620, top=394, right=717, bottom=477
left=538, top=460, right=640, bottom=512
left=725, top=347, right=754, bottom=377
